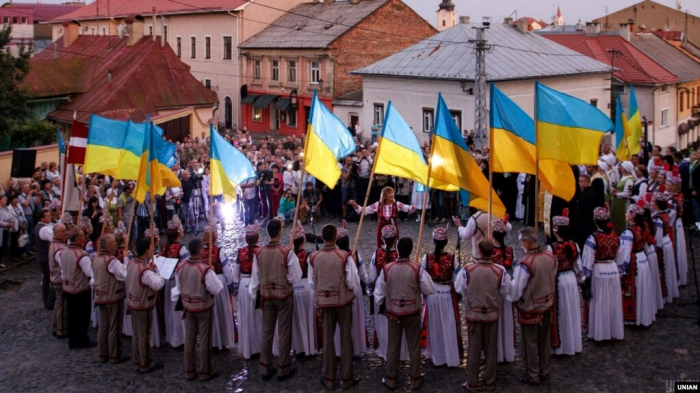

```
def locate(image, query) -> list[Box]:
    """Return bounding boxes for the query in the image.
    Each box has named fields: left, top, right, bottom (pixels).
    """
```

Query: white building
left=345, top=21, right=612, bottom=146
left=436, top=0, right=456, bottom=32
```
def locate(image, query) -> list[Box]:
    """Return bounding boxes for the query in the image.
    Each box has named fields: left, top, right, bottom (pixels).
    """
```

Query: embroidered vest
left=374, top=248, right=398, bottom=279
left=61, top=246, right=91, bottom=294
left=162, top=242, right=182, bottom=259
left=551, top=241, right=578, bottom=272
left=49, top=240, right=68, bottom=285
left=592, top=231, right=620, bottom=261
left=384, top=260, right=421, bottom=317
left=310, top=247, right=355, bottom=308
left=201, top=246, right=222, bottom=274
left=630, top=225, right=646, bottom=253
left=652, top=212, right=671, bottom=236
left=464, top=261, right=503, bottom=323
left=296, top=249, right=309, bottom=279
left=177, top=258, right=215, bottom=312
left=378, top=202, right=398, bottom=226
left=426, top=252, right=455, bottom=283
left=491, top=245, right=514, bottom=268
left=256, top=242, right=294, bottom=300
left=237, top=246, right=258, bottom=275
left=92, top=253, right=126, bottom=304
left=514, top=249, right=557, bottom=315
left=126, top=259, right=157, bottom=311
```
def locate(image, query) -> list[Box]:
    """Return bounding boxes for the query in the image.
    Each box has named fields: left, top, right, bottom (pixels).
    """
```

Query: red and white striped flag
left=67, top=120, right=88, bottom=164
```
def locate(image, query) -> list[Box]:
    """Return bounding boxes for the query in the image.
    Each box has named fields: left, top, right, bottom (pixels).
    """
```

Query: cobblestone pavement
left=1, top=215, right=699, bottom=392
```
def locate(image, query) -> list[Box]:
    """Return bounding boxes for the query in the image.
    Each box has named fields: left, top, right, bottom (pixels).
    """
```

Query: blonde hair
left=380, top=186, right=395, bottom=206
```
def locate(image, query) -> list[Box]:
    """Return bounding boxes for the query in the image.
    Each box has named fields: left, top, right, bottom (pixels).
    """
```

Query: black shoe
left=261, top=369, right=276, bottom=381
left=320, top=377, right=334, bottom=390
left=381, top=378, right=396, bottom=391
left=200, top=371, right=220, bottom=382
left=517, top=374, right=540, bottom=386
left=110, top=356, right=131, bottom=365
left=277, top=368, right=296, bottom=382
left=141, top=362, right=164, bottom=374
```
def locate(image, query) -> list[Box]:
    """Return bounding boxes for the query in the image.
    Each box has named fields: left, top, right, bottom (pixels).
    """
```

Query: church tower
left=554, top=6, right=564, bottom=26
left=437, top=0, right=457, bottom=31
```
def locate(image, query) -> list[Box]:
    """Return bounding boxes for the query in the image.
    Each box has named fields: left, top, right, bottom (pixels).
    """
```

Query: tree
left=0, top=25, right=33, bottom=148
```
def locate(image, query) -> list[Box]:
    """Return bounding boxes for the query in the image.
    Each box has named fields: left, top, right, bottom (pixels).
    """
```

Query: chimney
left=62, top=20, right=80, bottom=48
left=460, top=16, right=470, bottom=24
left=125, top=14, right=144, bottom=46
left=516, top=18, right=529, bottom=33
left=619, top=22, right=631, bottom=41
left=503, top=17, right=513, bottom=25
left=586, top=21, right=601, bottom=35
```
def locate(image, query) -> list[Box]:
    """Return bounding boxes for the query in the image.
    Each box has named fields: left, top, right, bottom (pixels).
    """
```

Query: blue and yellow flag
left=373, top=101, right=434, bottom=186
left=536, top=82, right=613, bottom=165
left=135, top=117, right=154, bottom=203
left=490, top=84, right=576, bottom=201
left=151, top=125, right=180, bottom=188
left=430, top=94, right=506, bottom=217
left=304, top=91, right=356, bottom=189
left=84, top=115, right=130, bottom=176
left=614, top=95, right=632, bottom=161
left=209, top=124, right=256, bottom=200
left=627, top=85, right=642, bottom=155
left=57, top=129, right=66, bottom=156
left=116, top=120, right=147, bottom=181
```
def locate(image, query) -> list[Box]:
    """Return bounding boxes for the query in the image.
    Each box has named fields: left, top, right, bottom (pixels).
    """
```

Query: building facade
left=46, top=0, right=307, bottom=130
left=238, top=0, right=436, bottom=135
left=0, top=2, right=82, bottom=56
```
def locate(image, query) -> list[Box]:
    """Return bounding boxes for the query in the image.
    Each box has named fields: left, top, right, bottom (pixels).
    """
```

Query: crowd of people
left=6, top=124, right=697, bottom=390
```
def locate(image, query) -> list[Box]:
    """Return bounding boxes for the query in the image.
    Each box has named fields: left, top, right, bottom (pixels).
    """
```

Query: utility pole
left=469, top=17, right=492, bottom=149
left=607, top=48, right=622, bottom=119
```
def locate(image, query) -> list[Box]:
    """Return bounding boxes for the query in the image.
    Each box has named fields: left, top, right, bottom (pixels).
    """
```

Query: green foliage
left=0, top=25, right=35, bottom=148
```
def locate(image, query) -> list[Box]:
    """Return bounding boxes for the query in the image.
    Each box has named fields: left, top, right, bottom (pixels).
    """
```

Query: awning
left=241, top=94, right=260, bottom=105
left=253, top=94, right=279, bottom=109
left=275, top=98, right=291, bottom=111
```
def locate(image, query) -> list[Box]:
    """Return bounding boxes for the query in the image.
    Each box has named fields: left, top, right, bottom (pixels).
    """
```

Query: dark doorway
left=225, top=97, right=232, bottom=129
left=160, top=115, right=191, bottom=142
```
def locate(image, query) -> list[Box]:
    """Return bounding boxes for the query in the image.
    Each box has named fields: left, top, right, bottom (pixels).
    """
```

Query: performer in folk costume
left=162, top=216, right=189, bottom=348
left=615, top=202, right=656, bottom=327
left=334, top=221, right=368, bottom=358
left=61, top=212, right=75, bottom=230
left=369, top=225, right=408, bottom=361
left=641, top=196, right=665, bottom=311
left=232, top=224, right=263, bottom=360
left=143, top=224, right=160, bottom=254
left=490, top=218, right=516, bottom=363
left=647, top=167, right=662, bottom=194
left=113, top=222, right=128, bottom=263
left=78, top=216, right=95, bottom=257
left=290, top=225, right=318, bottom=356
left=201, top=224, right=236, bottom=351
left=651, top=193, right=679, bottom=303
left=611, top=161, right=635, bottom=235
left=456, top=239, right=511, bottom=392
left=547, top=210, right=583, bottom=356
left=454, top=210, right=512, bottom=261
left=420, top=225, right=462, bottom=367
left=60, top=227, right=95, bottom=349
left=581, top=205, right=624, bottom=341
left=49, top=223, right=69, bottom=339
left=666, top=177, right=688, bottom=287
left=349, top=186, right=415, bottom=247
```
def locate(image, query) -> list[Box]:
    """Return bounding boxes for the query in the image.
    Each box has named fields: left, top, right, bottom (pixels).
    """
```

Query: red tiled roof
left=542, top=33, right=679, bottom=85
left=26, top=35, right=218, bottom=124
left=652, top=30, right=683, bottom=41
left=49, top=0, right=247, bottom=22
left=0, top=3, right=83, bottom=22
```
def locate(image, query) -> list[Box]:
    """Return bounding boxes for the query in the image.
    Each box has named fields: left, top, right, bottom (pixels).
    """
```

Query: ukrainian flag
left=151, top=126, right=180, bottom=188
left=116, top=120, right=147, bottom=181
left=430, top=93, right=506, bottom=217
left=614, top=95, right=632, bottom=161
left=135, top=117, right=155, bottom=203
left=304, top=90, right=356, bottom=189
left=84, top=115, right=130, bottom=176
left=490, top=84, right=576, bottom=201
left=57, top=128, right=66, bottom=156
left=627, top=85, right=642, bottom=155
left=536, top=82, right=613, bottom=165
left=209, top=124, right=256, bottom=200
left=373, top=102, right=432, bottom=186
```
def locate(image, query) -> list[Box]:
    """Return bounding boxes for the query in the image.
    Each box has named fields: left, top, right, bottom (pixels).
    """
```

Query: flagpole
left=289, top=114, right=312, bottom=248
left=534, top=86, right=540, bottom=236
left=351, top=138, right=381, bottom=258
left=487, top=125, right=494, bottom=239
left=149, top=193, right=156, bottom=266
left=125, top=185, right=137, bottom=252
left=415, top=135, right=435, bottom=263
left=95, top=197, right=111, bottom=254
left=208, top=194, right=214, bottom=268
left=77, top=166, right=85, bottom=222
left=60, top=139, right=68, bottom=218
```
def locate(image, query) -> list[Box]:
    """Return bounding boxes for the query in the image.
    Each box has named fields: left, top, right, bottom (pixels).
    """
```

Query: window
left=287, top=108, right=297, bottom=127
left=423, top=108, right=434, bottom=133
left=450, top=110, right=462, bottom=130
left=22, top=17, right=28, bottom=24
left=311, top=61, right=320, bottom=83
left=590, top=98, right=598, bottom=108
left=164, top=26, right=168, bottom=42
left=223, top=36, right=232, bottom=60
left=288, top=60, right=297, bottom=82
left=205, top=37, right=211, bottom=59
left=660, top=85, right=669, bottom=93
left=176, top=37, right=181, bottom=58
left=253, top=107, right=262, bottom=122
left=204, top=79, right=212, bottom=90
left=149, top=25, right=153, bottom=36
left=12, top=16, right=18, bottom=24
left=191, top=37, right=196, bottom=59
left=373, top=104, right=384, bottom=126
left=272, top=60, right=279, bottom=81
left=661, top=108, right=669, bottom=127
left=254, top=60, right=261, bottom=80
left=2, top=17, right=9, bottom=24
